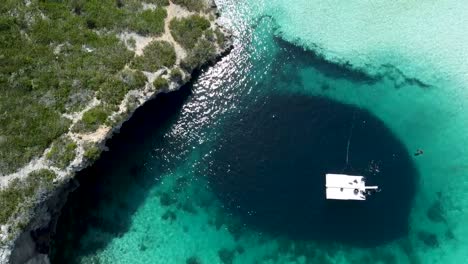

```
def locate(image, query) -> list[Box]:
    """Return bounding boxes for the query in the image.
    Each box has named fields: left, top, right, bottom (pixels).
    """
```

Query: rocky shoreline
left=0, top=1, right=232, bottom=263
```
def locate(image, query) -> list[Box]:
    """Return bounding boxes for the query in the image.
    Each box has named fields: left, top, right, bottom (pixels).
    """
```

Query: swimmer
left=414, top=149, right=424, bottom=156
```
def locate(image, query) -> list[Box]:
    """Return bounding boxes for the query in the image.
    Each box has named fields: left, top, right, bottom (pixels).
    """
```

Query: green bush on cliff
left=73, top=106, right=111, bottom=133
left=181, top=39, right=216, bottom=71
left=83, top=144, right=101, bottom=162
left=121, top=69, right=148, bottom=90
left=0, top=169, right=56, bottom=225
left=153, top=77, right=170, bottom=90
left=47, top=136, right=78, bottom=169
left=128, top=8, right=167, bottom=36
left=0, top=98, right=71, bottom=174
left=169, top=15, right=211, bottom=49
left=170, top=68, right=184, bottom=82
left=78, top=0, right=125, bottom=29
left=146, top=0, right=170, bottom=6
left=96, top=76, right=129, bottom=108
left=132, top=41, right=177, bottom=72
left=204, top=29, right=215, bottom=42
left=97, top=70, right=147, bottom=108
left=26, top=169, right=57, bottom=192
left=76, top=0, right=167, bottom=35
left=171, top=0, right=205, bottom=12
left=0, top=179, right=25, bottom=225
left=215, top=28, right=225, bottom=46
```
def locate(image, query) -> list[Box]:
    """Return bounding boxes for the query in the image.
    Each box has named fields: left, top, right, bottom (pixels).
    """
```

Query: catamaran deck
left=325, top=173, right=378, bottom=200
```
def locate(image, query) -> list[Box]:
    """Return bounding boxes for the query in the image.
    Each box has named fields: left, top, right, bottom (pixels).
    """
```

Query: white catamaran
left=325, top=173, right=379, bottom=201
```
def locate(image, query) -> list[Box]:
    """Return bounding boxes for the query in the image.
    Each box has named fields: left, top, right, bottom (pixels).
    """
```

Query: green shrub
left=128, top=8, right=167, bottom=36
left=126, top=37, right=136, bottom=49
left=0, top=97, right=71, bottom=174
left=0, top=179, right=24, bottom=225
left=153, top=77, right=169, bottom=90
left=97, top=70, right=146, bottom=108
left=215, top=28, right=225, bottom=47
left=125, top=94, right=140, bottom=114
left=171, top=0, right=205, bottom=12
left=146, top=0, right=170, bottom=6
left=121, top=69, right=147, bottom=90
left=96, top=76, right=129, bottom=107
left=132, top=41, right=176, bottom=71
left=93, top=39, right=135, bottom=74
left=204, top=29, right=215, bottom=42
left=169, top=15, right=211, bottom=49
left=108, top=112, right=126, bottom=127
left=81, top=0, right=126, bottom=29
left=0, top=169, right=56, bottom=224
left=170, top=68, right=184, bottom=82
left=27, top=169, right=57, bottom=191
left=181, top=38, right=216, bottom=71
left=83, top=144, right=101, bottom=161
left=73, top=106, right=110, bottom=133
left=46, top=136, right=77, bottom=169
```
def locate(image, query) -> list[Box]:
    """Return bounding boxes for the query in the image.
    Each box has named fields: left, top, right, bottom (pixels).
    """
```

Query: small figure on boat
left=414, top=149, right=424, bottom=156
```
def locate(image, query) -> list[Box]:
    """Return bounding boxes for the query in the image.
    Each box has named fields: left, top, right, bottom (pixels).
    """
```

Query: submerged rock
left=186, top=256, right=202, bottom=264
left=218, top=248, right=236, bottom=264
left=426, top=200, right=446, bottom=223
left=417, top=231, right=439, bottom=248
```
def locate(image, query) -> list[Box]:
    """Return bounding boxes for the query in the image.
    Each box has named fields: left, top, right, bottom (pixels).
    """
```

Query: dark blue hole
left=206, top=93, right=418, bottom=247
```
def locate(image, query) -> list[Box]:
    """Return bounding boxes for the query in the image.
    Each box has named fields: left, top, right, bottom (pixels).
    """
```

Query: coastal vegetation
left=182, top=39, right=217, bottom=71
left=73, top=106, right=112, bottom=133
left=171, top=0, right=205, bottom=12
left=46, top=136, right=78, bottom=169
left=128, top=8, right=167, bottom=36
left=83, top=144, right=101, bottom=162
left=169, top=15, right=211, bottom=49
left=0, top=0, right=185, bottom=174
left=0, top=0, right=137, bottom=174
left=169, top=15, right=221, bottom=71
left=96, top=69, right=147, bottom=108
left=0, top=169, right=56, bottom=225
left=153, top=77, right=170, bottom=90
left=215, top=28, right=226, bottom=46
left=0, top=0, right=227, bottom=251
left=170, top=68, right=184, bottom=82
left=132, top=41, right=177, bottom=72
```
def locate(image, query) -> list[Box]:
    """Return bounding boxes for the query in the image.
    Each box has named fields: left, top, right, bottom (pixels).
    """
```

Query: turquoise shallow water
left=52, top=1, right=468, bottom=263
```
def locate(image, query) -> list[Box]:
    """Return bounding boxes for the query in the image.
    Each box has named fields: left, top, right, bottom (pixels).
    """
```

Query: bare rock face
left=8, top=179, right=78, bottom=264
left=9, top=232, right=41, bottom=264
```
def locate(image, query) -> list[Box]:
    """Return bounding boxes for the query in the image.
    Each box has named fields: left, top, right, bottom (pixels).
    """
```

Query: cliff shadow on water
left=50, top=82, right=194, bottom=263
left=205, top=92, right=419, bottom=247
left=272, top=34, right=378, bottom=85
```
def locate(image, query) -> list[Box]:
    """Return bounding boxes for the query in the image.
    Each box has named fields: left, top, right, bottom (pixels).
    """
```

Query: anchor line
left=345, top=110, right=357, bottom=167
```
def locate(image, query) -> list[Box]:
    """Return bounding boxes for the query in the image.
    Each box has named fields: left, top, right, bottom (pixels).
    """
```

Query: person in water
left=414, top=149, right=424, bottom=156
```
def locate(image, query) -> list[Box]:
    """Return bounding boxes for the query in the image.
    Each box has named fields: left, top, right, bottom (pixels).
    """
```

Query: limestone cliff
left=0, top=0, right=232, bottom=263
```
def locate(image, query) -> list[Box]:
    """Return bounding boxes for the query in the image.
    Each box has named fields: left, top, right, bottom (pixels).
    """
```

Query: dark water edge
left=273, top=35, right=377, bottom=85
left=50, top=81, right=194, bottom=263
left=205, top=92, right=418, bottom=247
